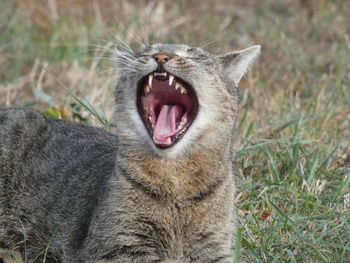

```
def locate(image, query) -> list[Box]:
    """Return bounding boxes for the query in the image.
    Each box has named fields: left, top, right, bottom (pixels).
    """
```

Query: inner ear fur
left=219, top=45, right=261, bottom=86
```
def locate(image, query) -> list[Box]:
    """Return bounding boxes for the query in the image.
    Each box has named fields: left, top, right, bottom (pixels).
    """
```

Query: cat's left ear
left=218, top=45, right=261, bottom=86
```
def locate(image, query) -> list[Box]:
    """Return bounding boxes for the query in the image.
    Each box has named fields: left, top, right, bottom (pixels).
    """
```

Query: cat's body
left=0, top=43, right=260, bottom=262
left=0, top=109, right=117, bottom=262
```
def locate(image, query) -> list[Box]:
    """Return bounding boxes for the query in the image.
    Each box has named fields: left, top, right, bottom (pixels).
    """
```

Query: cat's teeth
left=180, top=117, right=187, bottom=126
left=177, top=123, right=184, bottom=130
left=164, top=137, right=172, bottom=145
left=145, top=85, right=150, bottom=93
left=169, top=75, right=174, bottom=86
left=179, top=127, right=186, bottom=135
left=153, top=137, right=172, bottom=145
left=177, top=116, right=187, bottom=131
left=154, top=72, right=167, bottom=77
left=148, top=74, right=153, bottom=89
left=148, top=116, right=155, bottom=129
left=175, top=82, right=187, bottom=94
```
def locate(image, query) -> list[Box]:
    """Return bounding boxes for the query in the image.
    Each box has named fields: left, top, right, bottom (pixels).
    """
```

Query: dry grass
left=0, top=0, right=349, bottom=262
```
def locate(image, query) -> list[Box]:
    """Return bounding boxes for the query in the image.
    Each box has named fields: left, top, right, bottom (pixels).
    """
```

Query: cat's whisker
left=112, top=34, right=135, bottom=55
left=199, top=38, right=220, bottom=49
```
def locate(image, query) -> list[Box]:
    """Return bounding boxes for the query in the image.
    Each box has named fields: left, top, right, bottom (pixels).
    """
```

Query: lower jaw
left=150, top=132, right=185, bottom=149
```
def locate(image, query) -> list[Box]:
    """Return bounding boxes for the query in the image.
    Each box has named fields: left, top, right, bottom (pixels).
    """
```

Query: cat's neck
left=115, top=143, right=232, bottom=201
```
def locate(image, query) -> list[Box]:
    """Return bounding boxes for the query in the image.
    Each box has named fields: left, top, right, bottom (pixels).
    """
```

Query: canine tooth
left=175, top=83, right=180, bottom=90
left=180, top=86, right=187, bottom=94
left=148, top=75, right=153, bottom=88
left=145, top=85, right=150, bottom=93
left=165, top=137, right=172, bottom=145
left=169, top=75, right=174, bottom=86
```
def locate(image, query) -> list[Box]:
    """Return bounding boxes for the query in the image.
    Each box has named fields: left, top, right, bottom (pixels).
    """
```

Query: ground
left=0, top=0, right=349, bottom=262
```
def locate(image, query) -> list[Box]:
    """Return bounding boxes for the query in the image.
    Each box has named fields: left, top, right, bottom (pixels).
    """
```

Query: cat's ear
left=219, top=45, right=261, bottom=86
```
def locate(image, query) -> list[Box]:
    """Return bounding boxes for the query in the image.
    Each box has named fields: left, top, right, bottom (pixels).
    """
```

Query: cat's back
left=0, top=107, right=118, bottom=205
left=0, top=108, right=49, bottom=162
left=0, top=108, right=117, bottom=255
left=0, top=107, right=117, bottom=168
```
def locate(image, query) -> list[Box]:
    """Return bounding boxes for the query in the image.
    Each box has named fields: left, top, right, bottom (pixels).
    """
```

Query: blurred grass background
left=0, top=0, right=349, bottom=262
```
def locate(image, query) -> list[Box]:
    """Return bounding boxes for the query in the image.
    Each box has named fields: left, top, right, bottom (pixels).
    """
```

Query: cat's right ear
left=218, top=45, right=261, bottom=86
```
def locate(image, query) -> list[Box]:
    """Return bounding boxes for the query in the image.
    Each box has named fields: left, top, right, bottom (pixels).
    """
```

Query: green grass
left=0, top=0, right=349, bottom=262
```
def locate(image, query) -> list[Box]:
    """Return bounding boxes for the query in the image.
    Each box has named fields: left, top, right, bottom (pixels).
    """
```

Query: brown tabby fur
left=0, top=43, right=260, bottom=263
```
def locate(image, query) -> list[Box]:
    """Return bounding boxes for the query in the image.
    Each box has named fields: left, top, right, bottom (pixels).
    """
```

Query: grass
left=0, top=0, right=349, bottom=262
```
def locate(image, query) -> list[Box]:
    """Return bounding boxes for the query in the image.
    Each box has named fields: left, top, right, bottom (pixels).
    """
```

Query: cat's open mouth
left=137, top=71, right=199, bottom=148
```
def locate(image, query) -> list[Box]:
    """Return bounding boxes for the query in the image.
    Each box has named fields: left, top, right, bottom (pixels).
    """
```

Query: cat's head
left=113, top=43, right=260, bottom=159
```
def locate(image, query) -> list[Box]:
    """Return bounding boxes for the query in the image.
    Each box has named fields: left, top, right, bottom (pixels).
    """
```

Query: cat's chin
left=137, top=70, right=199, bottom=149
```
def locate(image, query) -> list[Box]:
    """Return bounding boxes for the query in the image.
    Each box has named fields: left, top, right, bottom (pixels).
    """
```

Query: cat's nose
left=152, top=52, right=173, bottom=64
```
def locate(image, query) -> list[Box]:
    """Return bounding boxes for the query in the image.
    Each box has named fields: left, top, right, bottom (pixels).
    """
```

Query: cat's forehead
left=139, top=43, right=209, bottom=57
left=151, top=43, right=189, bottom=53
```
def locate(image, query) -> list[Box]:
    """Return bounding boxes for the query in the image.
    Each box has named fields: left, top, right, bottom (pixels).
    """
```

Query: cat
left=0, top=43, right=260, bottom=263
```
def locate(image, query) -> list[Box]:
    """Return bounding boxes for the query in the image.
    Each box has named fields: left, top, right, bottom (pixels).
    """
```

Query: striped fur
left=0, top=44, right=260, bottom=262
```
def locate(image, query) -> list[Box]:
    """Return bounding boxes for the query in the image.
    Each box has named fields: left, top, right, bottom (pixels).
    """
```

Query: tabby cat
left=0, top=43, right=260, bottom=263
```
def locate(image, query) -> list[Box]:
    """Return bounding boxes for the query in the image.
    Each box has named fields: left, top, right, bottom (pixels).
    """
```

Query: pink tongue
left=153, top=105, right=182, bottom=143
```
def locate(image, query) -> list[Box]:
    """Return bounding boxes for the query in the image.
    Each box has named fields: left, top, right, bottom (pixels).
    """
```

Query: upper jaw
left=145, top=71, right=189, bottom=95
left=136, top=70, right=199, bottom=149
